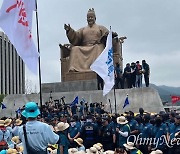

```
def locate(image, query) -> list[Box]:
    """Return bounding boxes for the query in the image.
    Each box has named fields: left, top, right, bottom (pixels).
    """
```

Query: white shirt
left=12, top=125, right=20, bottom=136
left=18, top=120, right=59, bottom=154
left=0, top=129, right=10, bottom=142
left=6, top=126, right=13, bottom=138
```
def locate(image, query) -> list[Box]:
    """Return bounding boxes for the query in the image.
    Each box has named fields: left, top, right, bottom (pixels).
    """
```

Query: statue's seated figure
left=60, top=8, right=124, bottom=81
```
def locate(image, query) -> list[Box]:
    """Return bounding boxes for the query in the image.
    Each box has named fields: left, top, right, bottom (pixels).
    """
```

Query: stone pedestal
left=65, top=71, right=97, bottom=81
left=42, top=80, right=98, bottom=93
left=2, top=87, right=164, bottom=117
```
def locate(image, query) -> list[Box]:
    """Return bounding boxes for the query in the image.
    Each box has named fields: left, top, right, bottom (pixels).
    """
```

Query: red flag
left=171, top=95, right=180, bottom=104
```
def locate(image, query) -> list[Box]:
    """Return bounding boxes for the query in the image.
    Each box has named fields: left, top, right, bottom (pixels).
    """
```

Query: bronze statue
left=64, top=8, right=109, bottom=72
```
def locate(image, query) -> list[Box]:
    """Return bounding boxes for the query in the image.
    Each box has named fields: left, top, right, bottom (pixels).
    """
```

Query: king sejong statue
left=64, top=8, right=117, bottom=72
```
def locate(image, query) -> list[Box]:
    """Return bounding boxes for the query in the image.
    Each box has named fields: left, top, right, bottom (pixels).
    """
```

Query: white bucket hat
left=93, top=144, right=101, bottom=151
left=15, top=119, right=23, bottom=126
left=150, top=150, right=163, bottom=154
left=68, top=148, right=78, bottom=154
left=55, top=122, right=69, bottom=132
left=74, top=138, right=83, bottom=146
left=103, top=150, right=115, bottom=154
left=123, top=142, right=135, bottom=150
left=86, top=147, right=98, bottom=154
left=117, top=116, right=128, bottom=124
left=4, top=118, right=12, bottom=127
left=0, top=120, right=4, bottom=126
left=74, top=151, right=86, bottom=154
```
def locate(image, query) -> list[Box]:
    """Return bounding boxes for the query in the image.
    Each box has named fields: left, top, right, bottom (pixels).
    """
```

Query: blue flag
left=16, top=108, right=21, bottom=114
left=70, top=96, right=78, bottom=107
left=1, top=103, right=7, bottom=109
left=81, top=98, right=86, bottom=103
left=123, top=95, right=129, bottom=108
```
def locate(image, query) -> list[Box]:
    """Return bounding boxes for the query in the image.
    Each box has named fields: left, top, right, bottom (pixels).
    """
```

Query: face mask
left=126, top=148, right=130, bottom=151
left=126, top=116, right=132, bottom=121
left=70, top=122, right=76, bottom=127
left=155, top=119, right=162, bottom=126
left=80, top=120, right=85, bottom=126
left=86, top=119, right=92, bottom=123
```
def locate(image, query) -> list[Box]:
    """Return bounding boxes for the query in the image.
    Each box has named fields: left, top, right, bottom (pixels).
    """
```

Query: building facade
left=0, top=31, right=25, bottom=94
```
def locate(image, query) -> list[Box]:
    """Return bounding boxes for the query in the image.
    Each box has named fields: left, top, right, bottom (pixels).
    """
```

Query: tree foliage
left=0, top=94, right=6, bottom=103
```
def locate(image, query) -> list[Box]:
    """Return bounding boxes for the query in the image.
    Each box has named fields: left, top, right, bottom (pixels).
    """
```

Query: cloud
left=1, top=0, right=180, bottom=90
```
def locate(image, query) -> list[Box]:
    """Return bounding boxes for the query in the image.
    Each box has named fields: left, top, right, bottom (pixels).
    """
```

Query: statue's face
left=87, top=13, right=96, bottom=27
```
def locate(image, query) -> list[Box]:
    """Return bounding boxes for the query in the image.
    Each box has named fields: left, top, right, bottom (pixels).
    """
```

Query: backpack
left=0, top=130, right=8, bottom=151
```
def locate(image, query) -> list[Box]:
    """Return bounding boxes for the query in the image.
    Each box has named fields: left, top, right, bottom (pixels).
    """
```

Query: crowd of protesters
left=0, top=99, right=180, bottom=154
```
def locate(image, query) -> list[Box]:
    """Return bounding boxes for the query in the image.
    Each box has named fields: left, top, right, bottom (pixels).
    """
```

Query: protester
left=139, top=114, right=153, bottom=154
left=12, top=119, right=22, bottom=136
left=68, top=117, right=81, bottom=148
left=55, top=122, right=70, bottom=154
left=135, top=61, right=142, bottom=88
left=74, top=138, right=85, bottom=151
left=130, top=62, right=136, bottom=88
left=116, top=116, right=130, bottom=152
left=99, top=116, right=115, bottom=151
left=151, top=116, right=169, bottom=153
left=168, top=114, right=180, bottom=154
left=1, top=99, right=180, bottom=154
left=142, top=60, right=150, bottom=87
left=18, top=102, right=60, bottom=154
left=0, top=120, right=9, bottom=151
left=123, top=142, right=142, bottom=154
left=123, top=63, right=131, bottom=88
left=126, top=111, right=139, bottom=142
left=4, top=119, right=13, bottom=145
left=115, top=62, right=124, bottom=89
left=97, top=74, right=104, bottom=90
left=80, top=115, right=98, bottom=149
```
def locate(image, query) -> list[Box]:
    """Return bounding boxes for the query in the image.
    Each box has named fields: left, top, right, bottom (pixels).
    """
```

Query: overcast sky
left=1, top=0, right=180, bottom=90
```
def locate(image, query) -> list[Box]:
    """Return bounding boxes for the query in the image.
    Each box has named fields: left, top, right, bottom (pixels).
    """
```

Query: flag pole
left=113, top=85, right=117, bottom=114
left=108, top=99, right=112, bottom=114
left=110, top=26, right=117, bottom=114
left=35, top=0, right=43, bottom=117
left=171, top=95, right=175, bottom=112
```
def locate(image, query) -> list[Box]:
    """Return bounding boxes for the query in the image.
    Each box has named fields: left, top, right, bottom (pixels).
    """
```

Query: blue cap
left=22, top=102, right=40, bottom=118
left=0, top=150, right=7, bottom=154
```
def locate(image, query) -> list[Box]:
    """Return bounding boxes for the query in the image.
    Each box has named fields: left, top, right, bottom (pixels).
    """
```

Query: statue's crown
left=88, top=8, right=95, bottom=15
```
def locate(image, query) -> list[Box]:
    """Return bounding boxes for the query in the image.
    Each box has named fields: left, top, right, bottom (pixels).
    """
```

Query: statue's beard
left=88, top=21, right=95, bottom=27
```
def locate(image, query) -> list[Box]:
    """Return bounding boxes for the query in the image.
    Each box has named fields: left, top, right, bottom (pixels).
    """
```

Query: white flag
left=0, top=0, right=39, bottom=74
left=90, top=30, right=114, bottom=96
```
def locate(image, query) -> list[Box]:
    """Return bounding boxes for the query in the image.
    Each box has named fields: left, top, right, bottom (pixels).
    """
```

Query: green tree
left=0, top=94, right=6, bottom=104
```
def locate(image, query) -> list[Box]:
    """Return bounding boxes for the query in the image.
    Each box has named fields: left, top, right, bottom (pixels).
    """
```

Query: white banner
left=0, top=0, right=39, bottom=74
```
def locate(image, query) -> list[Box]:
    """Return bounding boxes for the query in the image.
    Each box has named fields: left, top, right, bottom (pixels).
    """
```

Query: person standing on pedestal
left=123, top=63, right=131, bottom=88
left=115, top=63, right=124, bottom=89
left=142, top=60, right=150, bottom=87
left=135, top=61, right=142, bottom=88
left=97, top=74, right=104, bottom=90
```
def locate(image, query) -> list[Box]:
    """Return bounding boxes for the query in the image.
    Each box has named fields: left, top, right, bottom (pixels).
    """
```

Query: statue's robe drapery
left=66, top=23, right=108, bottom=72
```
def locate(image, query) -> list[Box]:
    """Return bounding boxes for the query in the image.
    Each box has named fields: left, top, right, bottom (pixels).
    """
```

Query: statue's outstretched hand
left=64, top=24, right=71, bottom=32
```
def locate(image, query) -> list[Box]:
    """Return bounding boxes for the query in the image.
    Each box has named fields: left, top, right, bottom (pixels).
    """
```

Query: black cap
left=102, top=116, right=108, bottom=121
left=175, top=115, right=180, bottom=120
left=86, top=115, right=92, bottom=119
left=159, top=111, right=166, bottom=115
